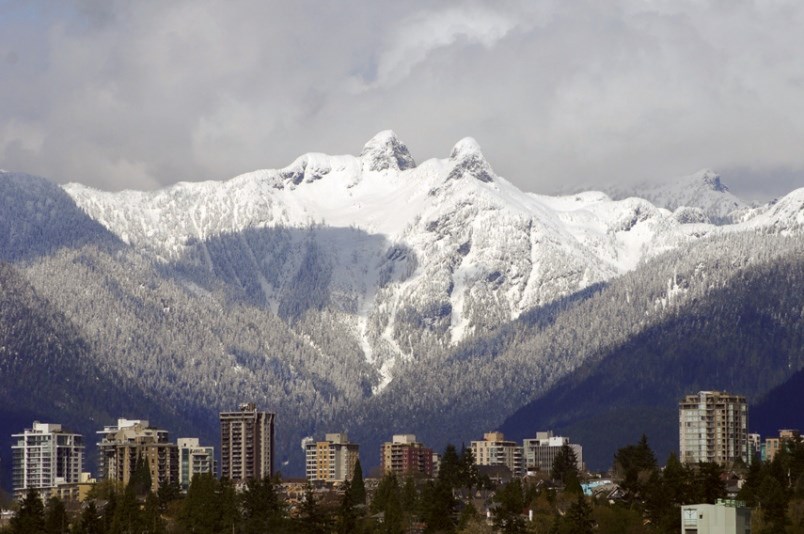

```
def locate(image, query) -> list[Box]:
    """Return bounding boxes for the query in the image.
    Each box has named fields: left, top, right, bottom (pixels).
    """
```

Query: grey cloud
left=1, top=0, right=803, bottom=200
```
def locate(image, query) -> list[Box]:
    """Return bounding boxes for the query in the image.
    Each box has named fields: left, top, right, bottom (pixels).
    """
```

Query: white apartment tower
left=220, top=403, right=275, bottom=481
left=12, top=422, right=84, bottom=497
left=470, top=431, right=523, bottom=477
left=304, top=433, right=359, bottom=483
left=679, top=391, right=748, bottom=466
left=177, top=438, right=215, bottom=490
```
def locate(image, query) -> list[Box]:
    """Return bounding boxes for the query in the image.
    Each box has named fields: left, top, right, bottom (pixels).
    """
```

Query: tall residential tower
left=219, top=403, right=275, bottom=482
left=11, top=422, right=84, bottom=498
left=679, top=391, right=748, bottom=466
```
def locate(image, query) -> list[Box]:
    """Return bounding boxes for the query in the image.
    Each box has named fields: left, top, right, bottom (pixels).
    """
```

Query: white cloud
left=1, top=0, right=803, bottom=200
left=359, top=6, right=525, bottom=89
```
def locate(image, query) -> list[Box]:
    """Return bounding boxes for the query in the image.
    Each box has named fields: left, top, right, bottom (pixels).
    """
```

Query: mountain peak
left=448, top=137, right=495, bottom=183
left=689, top=169, right=728, bottom=193
left=449, top=137, right=483, bottom=160
left=360, top=130, right=416, bottom=172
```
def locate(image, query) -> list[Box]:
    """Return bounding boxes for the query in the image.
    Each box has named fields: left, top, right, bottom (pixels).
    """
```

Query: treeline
left=4, top=435, right=804, bottom=533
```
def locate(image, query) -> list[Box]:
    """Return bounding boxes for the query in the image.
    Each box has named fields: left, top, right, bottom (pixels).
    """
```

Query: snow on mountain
left=0, top=170, right=119, bottom=261
left=735, top=187, right=804, bottom=234
left=60, top=133, right=801, bottom=387
left=609, top=169, right=750, bottom=224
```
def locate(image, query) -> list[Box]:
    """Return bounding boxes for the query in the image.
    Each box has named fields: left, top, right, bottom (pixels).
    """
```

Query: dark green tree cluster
left=739, top=436, right=804, bottom=533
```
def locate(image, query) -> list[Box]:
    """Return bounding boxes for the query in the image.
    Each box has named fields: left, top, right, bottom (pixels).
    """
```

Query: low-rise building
left=747, top=433, right=761, bottom=464
left=764, top=429, right=800, bottom=462
left=471, top=431, right=523, bottom=477
left=380, top=435, right=434, bottom=478
left=681, top=499, right=751, bottom=534
left=305, top=433, right=359, bottom=483
left=522, top=431, right=583, bottom=475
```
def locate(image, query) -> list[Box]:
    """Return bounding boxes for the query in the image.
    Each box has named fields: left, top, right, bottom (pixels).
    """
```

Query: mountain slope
left=0, top=171, right=120, bottom=261
left=750, top=368, right=804, bottom=438
left=2, top=134, right=803, bottom=479
left=62, top=133, right=724, bottom=386
left=497, top=249, right=804, bottom=469
left=336, top=230, right=803, bottom=468
left=0, top=262, right=187, bottom=487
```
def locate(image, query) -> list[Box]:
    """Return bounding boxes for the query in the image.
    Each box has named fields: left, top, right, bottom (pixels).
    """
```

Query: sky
left=1, top=0, right=803, bottom=201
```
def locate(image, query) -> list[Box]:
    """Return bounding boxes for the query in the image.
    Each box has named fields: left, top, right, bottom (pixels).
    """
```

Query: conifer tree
left=563, top=493, right=593, bottom=534
left=439, top=444, right=462, bottom=490
left=551, top=443, right=579, bottom=484
left=420, top=478, right=455, bottom=533
left=44, top=496, right=68, bottom=534
left=11, top=489, right=46, bottom=534
left=459, top=447, right=479, bottom=490
left=75, top=501, right=104, bottom=534
left=351, top=458, right=366, bottom=506
left=180, top=473, right=218, bottom=534
left=299, top=483, right=328, bottom=534
left=336, top=480, right=357, bottom=534
left=142, top=491, right=166, bottom=534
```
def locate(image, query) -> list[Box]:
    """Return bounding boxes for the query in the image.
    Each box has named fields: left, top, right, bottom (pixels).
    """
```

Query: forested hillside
left=350, top=232, right=804, bottom=469
left=751, top=367, right=804, bottom=438
left=498, top=246, right=804, bottom=469
left=1, top=160, right=802, bottom=481
left=0, top=263, right=185, bottom=487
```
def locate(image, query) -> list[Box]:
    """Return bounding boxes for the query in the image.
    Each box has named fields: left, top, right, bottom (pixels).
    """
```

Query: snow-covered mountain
left=608, top=169, right=751, bottom=224
left=3, top=135, right=804, bottom=476
left=59, top=133, right=804, bottom=388
left=55, top=133, right=687, bottom=383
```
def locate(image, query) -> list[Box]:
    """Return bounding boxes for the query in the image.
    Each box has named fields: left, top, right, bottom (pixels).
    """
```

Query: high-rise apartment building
left=177, top=438, right=215, bottom=491
left=380, top=435, right=434, bottom=478
left=304, top=433, right=359, bottom=483
left=471, top=431, right=523, bottom=477
left=522, top=431, right=583, bottom=474
left=11, top=422, right=84, bottom=497
left=679, top=391, right=748, bottom=466
left=220, top=403, right=275, bottom=482
left=97, top=419, right=178, bottom=492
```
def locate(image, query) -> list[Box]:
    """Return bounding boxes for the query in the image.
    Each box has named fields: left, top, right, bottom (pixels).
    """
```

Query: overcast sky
left=1, top=0, right=803, bottom=200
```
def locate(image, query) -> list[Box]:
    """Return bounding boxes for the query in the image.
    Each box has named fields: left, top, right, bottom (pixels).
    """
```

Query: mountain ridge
left=1, top=133, right=803, bottom=480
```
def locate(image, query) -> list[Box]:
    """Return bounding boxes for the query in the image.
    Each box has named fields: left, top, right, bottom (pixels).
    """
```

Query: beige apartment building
left=96, top=419, right=178, bottom=492
left=764, top=429, right=800, bottom=462
left=470, top=431, right=523, bottom=477
left=304, top=433, right=359, bottom=483
left=679, top=391, right=748, bottom=466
